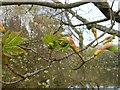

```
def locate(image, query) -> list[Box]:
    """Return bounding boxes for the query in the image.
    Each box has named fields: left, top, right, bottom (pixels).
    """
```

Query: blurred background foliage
left=0, top=5, right=119, bottom=88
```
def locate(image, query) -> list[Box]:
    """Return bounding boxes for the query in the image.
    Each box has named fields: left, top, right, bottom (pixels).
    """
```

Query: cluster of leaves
left=41, top=33, right=58, bottom=49
left=1, top=31, right=26, bottom=64
left=42, top=33, right=118, bottom=57
left=59, top=39, right=70, bottom=52
left=41, top=33, right=71, bottom=52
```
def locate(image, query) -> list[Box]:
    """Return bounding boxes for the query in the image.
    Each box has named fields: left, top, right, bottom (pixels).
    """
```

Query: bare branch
left=117, top=9, right=120, bottom=15
left=53, top=52, right=75, bottom=61
left=1, top=1, right=120, bottom=23
left=6, top=64, right=25, bottom=78
left=25, top=4, right=33, bottom=14
left=64, top=11, right=84, bottom=48
left=1, top=61, right=52, bottom=85
left=53, top=22, right=63, bottom=35
left=64, top=11, right=80, bottom=40
left=18, top=45, right=49, bottom=61
left=50, top=10, right=65, bottom=19
left=0, top=78, right=24, bottom=85
left=72, top=18, right=116, bottom=70
left=61, top=18, right=109, bottom=27
left=23, top=61, right=52, bottom=78
left=67, top=9, right=120, bottom=37
left=93, top=2, right=120, bottom=23
left=1, top=1, right=88, bottom=9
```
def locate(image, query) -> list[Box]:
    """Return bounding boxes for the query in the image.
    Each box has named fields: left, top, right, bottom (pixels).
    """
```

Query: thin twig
left=6, top=64, right=25, bottom=78
left=61, top=18, right=109, bottom=27
left=0, top=78, right=24, bottom=85
left=109, top=0, right=115, bottom=24
left=20, top=39, right=41, bottom=45
left=25, top=5, right=33, bottom=14
left=18, top=45, right=49, bottom=61
left=49, top=10, right=65, bottom=19
left=64, top=11, right=81, bottom=40
left=53, top=22, right=63, bottom=35
left=23, top=61, right=52, bottom=78
left=1, top=61, right=52, bottom=85
left=71, top=16, right=116, bottom=70
left=116, top=9, right=120, bottom=15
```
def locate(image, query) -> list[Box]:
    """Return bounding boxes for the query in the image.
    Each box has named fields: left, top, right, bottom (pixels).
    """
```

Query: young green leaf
left=59, top=44, right=70, bottom=52
left=7, top=37, right=25, bottom=46
left=4, top=31, right=21, bottom=45
left=41, top=33, right=58, bottom=49
left=3, top=46, right=25, bottom=56
left=2, top=31, right=26, bottom=57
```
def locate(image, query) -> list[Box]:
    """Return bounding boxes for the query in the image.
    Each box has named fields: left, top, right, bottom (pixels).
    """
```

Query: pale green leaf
left=3, top=46, right=26, bottom=56
left=7, top=37, right=25, bottom=46
left=41, top=33, right=57, bottom=49
left=5, top=31, right=21, bottom=45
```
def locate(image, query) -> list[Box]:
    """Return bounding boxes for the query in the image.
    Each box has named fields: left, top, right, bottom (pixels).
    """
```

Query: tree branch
left=61, top=18, right=109, bottom=27
left=6, top=64, right=25, bottom=78
left=72, top=19, right=116, bottom=70
left=0, top=78, right=24, bottom=85
left=23, top=61, right=52, bottom=78
left=1, top=1, right=88, bottom=9
left=67, top=9, right=120, bottom=37
left=1, top=61, right=52, bottom=85
left=93, top=2, right=120, bottom=23
left=1, top=1, right=120, bottom=23
left=18, top=45, right=49, bottom=61
left=64, top=12, right=80, bottom=40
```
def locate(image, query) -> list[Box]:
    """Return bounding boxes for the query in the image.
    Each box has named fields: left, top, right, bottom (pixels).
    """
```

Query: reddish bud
left=94, top=42, right=112, bottom=56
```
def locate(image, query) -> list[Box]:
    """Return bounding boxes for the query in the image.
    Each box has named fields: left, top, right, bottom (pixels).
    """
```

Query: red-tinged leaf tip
left=94, top=42, right=112, bottom=56
left=67, top=37, right=76, bottom=47
left=66, top=37, right=80, bottom=53
left=101, top=36, right=113, bottom=43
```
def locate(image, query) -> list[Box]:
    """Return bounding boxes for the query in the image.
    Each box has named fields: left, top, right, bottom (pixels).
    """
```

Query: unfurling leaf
left=41, top=33, right=58, bottom=49
left=4, top=31, right=21, bottom=45
left=59, top=40, right=68, bottom=47
left=3, top=46, right=25, bottom=56
left=67, top=37, right=79, bottom=53
left=59, top=36, right=79, bottom=53
left=7, top=37, right=25, bottom=46
left=2, top=31, right=26, bottom=57
left=59, top=44, right=70, bottom=52
left=94, top=42, right=112, bottom=56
